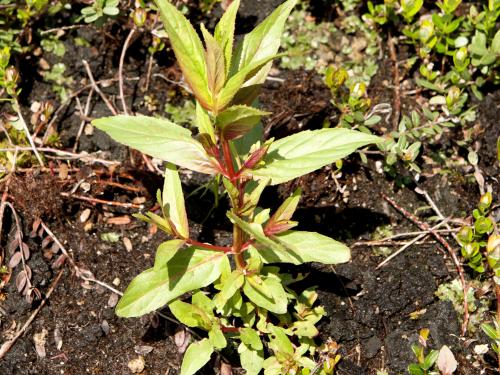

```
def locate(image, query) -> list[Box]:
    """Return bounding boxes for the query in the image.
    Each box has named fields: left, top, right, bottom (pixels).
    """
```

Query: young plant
left=408, top=329, right=440, bottom=375
left=93, top=1, right=380, bottom=373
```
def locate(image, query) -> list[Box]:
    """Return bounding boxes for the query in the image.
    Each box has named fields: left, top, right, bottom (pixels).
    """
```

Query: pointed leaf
left=155, top=0, right=212, bottom=108
left=208, top=325, right=227, bottom=349
left=215, top=269, right=244, bottom=307
left=154, top=239, right=186, bottom=270
left=169, top=300, right=212, bottom=329
left=116, top=248, right=226, bottom=317
left=201, top=24, right=226, bottom=96
left=195, top=102, right=216, bottom=142
left=243, top=274, right=288, bottom=314
left=217, top=54, right=280, bottom=111
left=268, top=188, right=301, bottom=225
left=93, top=115, right=218, bottom=174
left=163, top=164, right=189, bottom=238
left=273, top=230, right=351, bottom=265
left=216, top=105, right=270, bottom=140
left=250, top=128, right=381, bottom=185
left=181, top=339, right=214, bottom=375
left=232, top=0, right=297, bottom=86
left=214, top=0, right=240, bottom=75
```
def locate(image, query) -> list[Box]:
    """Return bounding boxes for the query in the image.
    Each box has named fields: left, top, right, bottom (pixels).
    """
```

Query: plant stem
left=233, top=224, right=246, bottom=269
left=221, top=137, right=236, bottom=179
left=186, top=238, right=231, bottom=253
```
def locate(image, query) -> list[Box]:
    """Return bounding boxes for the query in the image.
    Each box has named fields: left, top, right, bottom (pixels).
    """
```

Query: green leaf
left=269, top=188, right=301, bottom=223
left=214, top=0, right=240, bottom=76
left=259, top=231, right=350, bottom=265
left=92, top=115, right=218, bottom=174
left=492, top=30, right=500, bottom=54
left=232, top=0, right=297, bottom=85
left=243, top=274, right=288, bottom=314
left=154, top=239, right=186, bottom=270
left=240, top=327, right=263, bottom=350
left=195, top=102, right=216, bottom=142
left=208, top=325, right=227, bottom=349
left=268, top=325, right=294, bottom=356
left=215, top=269, right=245, bottom=307
left=482, top=323, right=499, bottom=340
left=181, top=339, right=214, bottom=375
left=422, top=350, right=439, bottom=370
left=169, top=299, right=212, bottom=329
left=154, top=0, right=212, bottom=108
left=239, top=343, right=264, bottom=375
left=408, top=364, right=425, bottom=375
left=116, top=248, right=226, bottom=317
left=216, top=105, right=270, bottom=140
left=226, top=211, right=289, bottom=255
left=217, top=54, right=280, bottom=110
left=250, top=128, right=381, bottom=185
left=201, top=24, right=226, bottom=96
left=163, top=164, right=189, bottom=238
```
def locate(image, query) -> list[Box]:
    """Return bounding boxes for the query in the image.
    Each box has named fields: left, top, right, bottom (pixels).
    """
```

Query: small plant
left=81, top=0, right=120, bottom=24
left=408, top=329, right=439, bottom=375
left=93, top=0, right=380, bottom=373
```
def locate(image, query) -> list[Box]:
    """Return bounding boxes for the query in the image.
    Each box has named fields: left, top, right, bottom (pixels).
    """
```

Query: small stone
left=128, top=356, right=145, bottom=374
left=123, top=237, right=133, bottom=252
left=84, top=124, right=94, bottom=136
left=112, top=278, right=120, bottom=286
left=107, top=293, right=119, bottom=308
left=80, top=209, right=91, bottom=223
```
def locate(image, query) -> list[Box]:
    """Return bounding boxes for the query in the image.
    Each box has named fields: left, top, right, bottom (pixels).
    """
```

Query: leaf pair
left=155, top=0, right=297, bottom=114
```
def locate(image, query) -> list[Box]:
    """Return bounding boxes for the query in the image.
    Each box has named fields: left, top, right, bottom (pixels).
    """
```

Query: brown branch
left=82, top=60, right=118, bottom=116
left=60, top=192, right=144, bottom=209
left=382, top=193, right=470, bottom=335
left=73, top=88, right=94, bottom=153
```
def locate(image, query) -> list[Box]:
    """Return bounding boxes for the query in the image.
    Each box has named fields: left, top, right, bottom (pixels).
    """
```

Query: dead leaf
left=134, top=345, right=154, bottom=355
left=54, top=328, right=63, bottom=350
left=437, top=345, right=458, bottom=375
left=107, top=293, right=119, bottom=308
left=174, top=328, right=190, bottom=354
left=15, top=271, right=27, bottom=293
left=221, top=362, right=233, bottom=375
left=106, top=216, right=131, bottom=225
left=8, top=252, right=22, bottom=268
left=123, top=237, right=133, bottom=252
left=33, top=328, right=48, bottom=358
left=80, top=208, right=91, bottom=223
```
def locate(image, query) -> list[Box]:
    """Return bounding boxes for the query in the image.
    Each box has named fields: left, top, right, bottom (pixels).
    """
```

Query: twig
left=388, top=34, right=401, bottom=130
left=0, top=267, right=65, bottom=360
left=60, top=192, right=144, bottom=209
left=376, top=220, right=448, bottom=269
left=144, top=53, right=155, bottom=92
left=40, top=24, right=87, bottom=35
left=0, top=147, right=119, bottom=166
left=382, top=193, right=470, bottom=335
left=82, top=60, right=118, bottom=116
left=119, top=28, right=136, bottom=115
left=13, top=99, right=45, bottom=167
left=73, top=88, right=94, bottom=153
left=353, top=228, right=458, bottom=246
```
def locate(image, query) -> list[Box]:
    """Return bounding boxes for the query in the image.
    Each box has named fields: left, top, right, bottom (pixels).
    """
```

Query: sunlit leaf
left=181, top=339, right=214, bottom=375
left=116, top=248, right=226, bottom=317
left=250, top=128, right=381, bottom=184
left=93, top=115, right=218, bottom=174
left=163, top=163, right=189, bottom=238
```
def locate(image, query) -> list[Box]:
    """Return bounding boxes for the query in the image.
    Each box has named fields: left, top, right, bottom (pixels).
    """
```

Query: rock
left=128, top=356, right=145, bottom=374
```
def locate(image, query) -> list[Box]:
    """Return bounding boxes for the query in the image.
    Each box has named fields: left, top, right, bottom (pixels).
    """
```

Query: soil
left=1, top=1, right=500, bottom=375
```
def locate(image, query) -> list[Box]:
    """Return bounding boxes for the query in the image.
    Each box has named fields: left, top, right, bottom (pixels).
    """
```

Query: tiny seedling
left=93, top=1, right=380, bottom=373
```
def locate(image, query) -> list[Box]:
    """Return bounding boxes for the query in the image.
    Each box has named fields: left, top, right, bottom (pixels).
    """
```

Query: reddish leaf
left=16, top=271, right=27, bottom=293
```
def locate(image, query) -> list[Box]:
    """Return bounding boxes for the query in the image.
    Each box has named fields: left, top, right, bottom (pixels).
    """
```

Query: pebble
left=123, top=237, right=133, bottom=252
left=80, top=209, right=91, bottom=223
left=127, top=356, right=145, bottom=374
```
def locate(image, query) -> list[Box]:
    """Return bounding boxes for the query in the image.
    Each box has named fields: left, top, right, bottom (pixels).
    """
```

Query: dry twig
left=382, top=193, right=470, bottom=335
left=388, top=34, right=401, bottom=130
left=119, top=28, right=136, bottom=115
left=82, top=60, right=118, bottom=116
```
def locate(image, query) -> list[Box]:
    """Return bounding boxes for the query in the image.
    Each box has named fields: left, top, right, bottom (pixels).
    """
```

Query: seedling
left=93, top=1, right=380, bottom=373
left=408, top=329, right=439, bottom=375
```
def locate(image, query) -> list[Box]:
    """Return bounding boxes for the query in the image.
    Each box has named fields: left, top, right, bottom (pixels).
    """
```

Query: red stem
left=186, top=238, right=232, bottom=253
left=221, top=137, right=236, bottom=179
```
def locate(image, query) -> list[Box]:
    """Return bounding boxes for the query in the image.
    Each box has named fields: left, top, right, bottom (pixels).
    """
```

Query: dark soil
left=1, top=1, right=499, bottom=374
